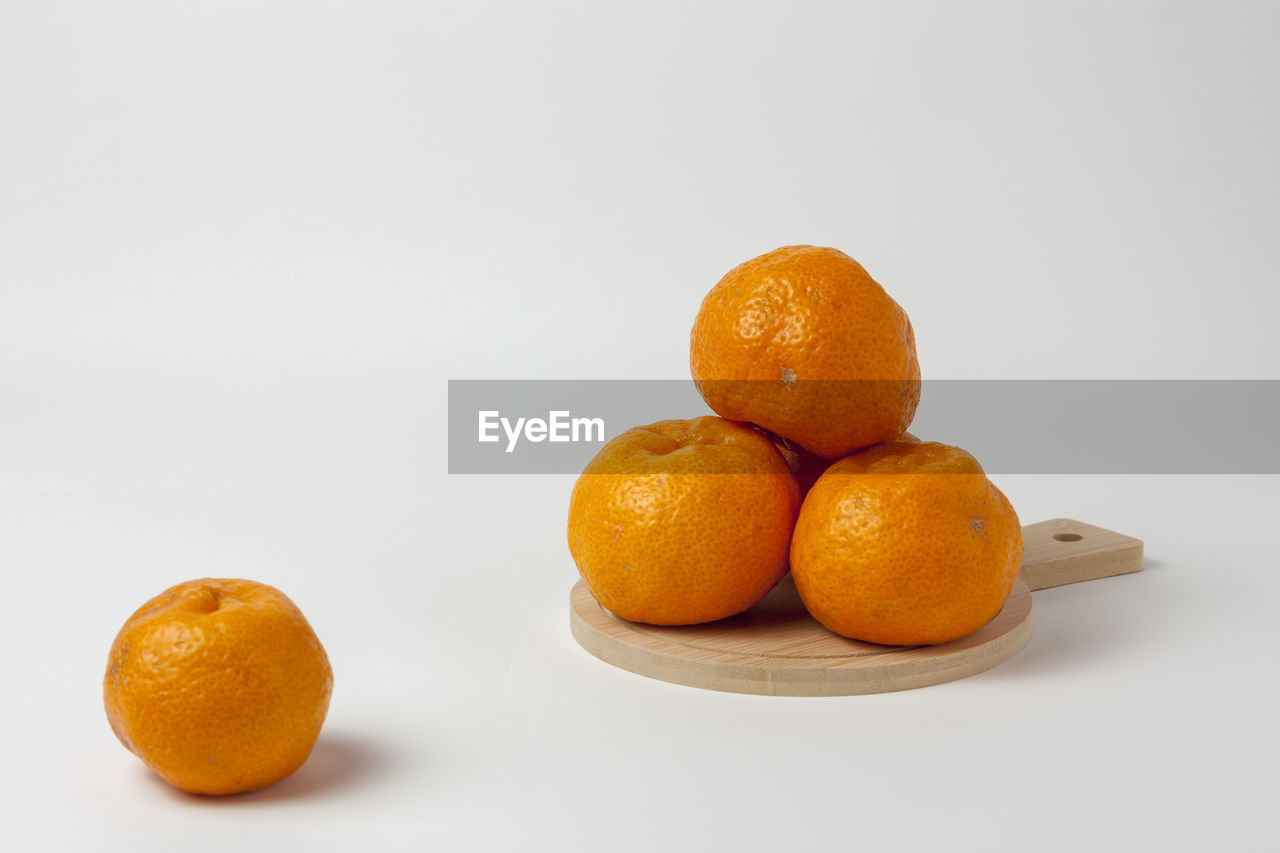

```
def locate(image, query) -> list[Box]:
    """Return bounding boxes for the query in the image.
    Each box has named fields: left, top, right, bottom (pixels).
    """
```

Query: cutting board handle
left=1018, top=519, right=1143, bottom=591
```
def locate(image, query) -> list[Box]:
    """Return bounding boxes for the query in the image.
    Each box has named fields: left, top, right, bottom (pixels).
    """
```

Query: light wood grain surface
left=569, top=518, right=1143, bottom=696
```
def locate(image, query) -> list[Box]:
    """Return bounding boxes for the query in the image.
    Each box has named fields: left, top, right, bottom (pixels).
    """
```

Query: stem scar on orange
left=690, top=245, right=921, bottom=459
left=104, top=578, right=333, bottom=795
left=790, top=438, right=1023, bottom=646
left=567, top=416, right=801, bottom=625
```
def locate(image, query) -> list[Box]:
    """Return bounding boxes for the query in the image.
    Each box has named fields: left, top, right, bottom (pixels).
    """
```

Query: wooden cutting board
left=569, top=518, right=1142, bottom=696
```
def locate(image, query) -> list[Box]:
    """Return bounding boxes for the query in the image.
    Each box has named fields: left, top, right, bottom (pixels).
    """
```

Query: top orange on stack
left=568, top=245, right=1022, bottom=647
left=690, top=245, right=921, bottom=459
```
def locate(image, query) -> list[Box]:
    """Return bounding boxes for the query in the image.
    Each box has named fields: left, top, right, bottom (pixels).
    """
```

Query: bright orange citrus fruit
left=690, top=245, right=920, bottom=458
left=790, top=438, right=1023, bottom=645
left=567, top=416, right=800, bottom=625
left=752, top=425, right=830, bottom=499
left=104, top=579, right=333, bottom=795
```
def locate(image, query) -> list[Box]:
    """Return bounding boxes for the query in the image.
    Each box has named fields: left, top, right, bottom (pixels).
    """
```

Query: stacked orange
left=568, top=245, right=1022, bottom=645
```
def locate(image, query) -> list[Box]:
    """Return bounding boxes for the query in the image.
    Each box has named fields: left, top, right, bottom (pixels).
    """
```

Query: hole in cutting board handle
left=1053, top=532, right=1084, bottom=542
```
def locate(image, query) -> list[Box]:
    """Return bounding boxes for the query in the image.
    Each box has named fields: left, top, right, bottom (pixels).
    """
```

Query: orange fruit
left=751, top=425, right=830, bottom=499
left=104, top=579, right=333, bottom=795
left=689, top=245, right=921, bottom=458
left=567, top=416, right=800, bottom=625
left=790, top=438, right=1023, bottom=645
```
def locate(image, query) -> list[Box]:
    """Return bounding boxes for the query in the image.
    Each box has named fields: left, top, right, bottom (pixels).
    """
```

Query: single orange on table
left=104, top=578, right=333, bottom=795
left=568, top=416, right=800, bottom=625
left=790, top=438, right=1023, bottom=646
left=690, top=245, right=921, bottom=459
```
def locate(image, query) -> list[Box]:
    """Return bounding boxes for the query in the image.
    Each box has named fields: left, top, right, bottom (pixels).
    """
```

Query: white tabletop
left=2, top=378, right=1275, bottom=851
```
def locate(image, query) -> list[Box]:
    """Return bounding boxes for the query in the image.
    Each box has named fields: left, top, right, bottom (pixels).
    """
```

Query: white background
left=2, top=1, right=1277, bottom=851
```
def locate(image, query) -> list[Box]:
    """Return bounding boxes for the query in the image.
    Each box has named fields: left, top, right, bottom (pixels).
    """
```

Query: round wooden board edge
left=569, top=580, right=1034, bottom=697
